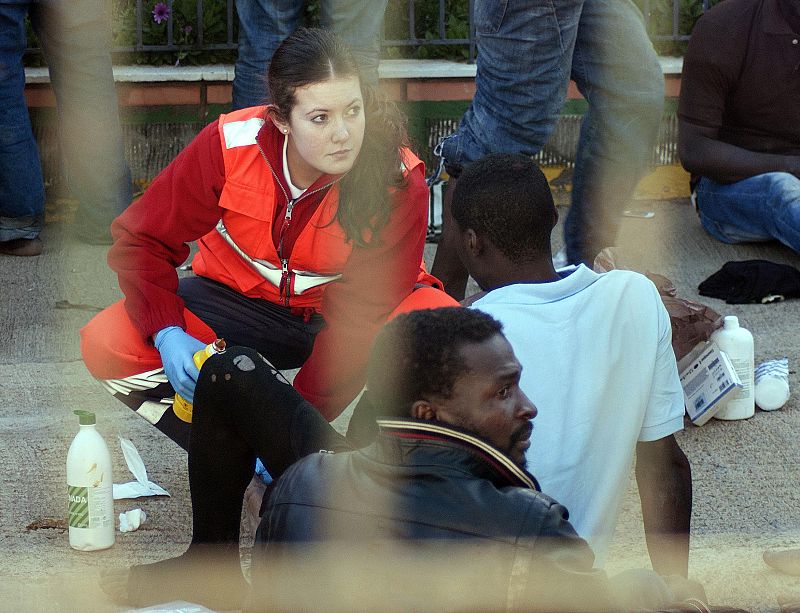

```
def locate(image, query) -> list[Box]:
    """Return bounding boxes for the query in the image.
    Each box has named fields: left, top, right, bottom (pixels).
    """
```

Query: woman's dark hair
left=268, top=28, right=408, bottom=247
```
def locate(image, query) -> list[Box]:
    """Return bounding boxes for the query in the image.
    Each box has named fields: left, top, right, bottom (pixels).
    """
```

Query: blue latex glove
left=154, top=326, right=206, bottom=403
left=254, top=458, right=273, bottom=485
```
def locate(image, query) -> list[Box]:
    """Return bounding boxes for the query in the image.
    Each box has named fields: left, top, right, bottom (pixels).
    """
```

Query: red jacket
left=108, top=109, right=431, bottom=418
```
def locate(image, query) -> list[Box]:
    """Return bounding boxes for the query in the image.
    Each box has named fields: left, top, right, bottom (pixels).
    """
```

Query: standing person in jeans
left=0, top=0, right=132, bottom=255
left=677, top=0, right=800, bottom=252
left=431, top=0, right=664, bottom=298
left=232, top=0, right=389, bottom=109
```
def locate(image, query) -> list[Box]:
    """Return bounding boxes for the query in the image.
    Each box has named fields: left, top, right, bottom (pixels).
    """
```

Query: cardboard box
left=679, top=340, right=742, bottom=426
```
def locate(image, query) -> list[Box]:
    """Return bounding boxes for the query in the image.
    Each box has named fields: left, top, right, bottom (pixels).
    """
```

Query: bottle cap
left=723, top=315, right=740, bottom=329
left=74, top=410, right=96, bottom=425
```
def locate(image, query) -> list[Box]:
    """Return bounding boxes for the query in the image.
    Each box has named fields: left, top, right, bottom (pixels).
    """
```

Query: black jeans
left=179, top=276, right=325, bottom=369
left=187, top=345, right=346, bottom=545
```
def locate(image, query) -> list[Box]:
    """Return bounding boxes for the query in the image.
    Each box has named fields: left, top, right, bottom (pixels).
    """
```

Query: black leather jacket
left=251, top=419, right=672, bottom=612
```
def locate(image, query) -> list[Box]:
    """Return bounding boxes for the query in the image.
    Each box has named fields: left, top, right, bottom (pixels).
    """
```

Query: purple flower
left=183, top=25, right=192, bottom=35
left=152, top=2, right=170, bottom=24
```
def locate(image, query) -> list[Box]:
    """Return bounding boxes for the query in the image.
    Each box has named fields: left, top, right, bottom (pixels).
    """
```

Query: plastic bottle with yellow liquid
left=173, top=339, right=226, bottom=423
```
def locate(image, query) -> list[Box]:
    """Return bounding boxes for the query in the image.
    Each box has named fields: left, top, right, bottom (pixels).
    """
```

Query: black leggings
left=187, top=345, right=347, bottom=545
left=179, top=276, right=325, bottom=369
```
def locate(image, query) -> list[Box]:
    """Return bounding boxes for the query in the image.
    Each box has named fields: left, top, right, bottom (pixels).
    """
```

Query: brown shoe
left=764, top=549, right=800, bottom=576
left=0, top=237, right=42, bottom=256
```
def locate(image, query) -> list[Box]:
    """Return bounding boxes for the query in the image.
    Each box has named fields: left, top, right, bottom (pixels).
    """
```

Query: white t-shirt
left=471, top=265, right=684, bottom=566
left=282, top=135, right=306, bottom=200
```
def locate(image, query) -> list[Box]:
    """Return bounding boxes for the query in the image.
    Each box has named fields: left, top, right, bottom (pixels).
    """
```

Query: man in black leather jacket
left=250, top=308, right=704, bottom=612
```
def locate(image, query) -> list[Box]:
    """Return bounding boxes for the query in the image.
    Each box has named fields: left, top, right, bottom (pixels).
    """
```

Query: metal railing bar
left=672, top=0, right=680, bottom=38
left=408, top=0, right=415, bottom=41
left=136, top=0, right=143, bottom=49
left=165, top=0, right=174, bottom=47
left=113, top=43, right=238, bottom=53
left=468, top=0, right=476, bottom=62
left=227, top=0, right=234, bottom=45
left=196, top=0, right=204, bottom=46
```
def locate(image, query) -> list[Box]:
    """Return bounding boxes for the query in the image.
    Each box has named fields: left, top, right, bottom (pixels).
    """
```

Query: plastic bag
left=594, top=248, right=722, bottom=361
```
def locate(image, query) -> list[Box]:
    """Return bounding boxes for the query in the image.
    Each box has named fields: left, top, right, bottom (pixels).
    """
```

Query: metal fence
left=26, top=0, right=713, bottom=61
left=111, top=0, right=477, bottom=60
left=424, top=112, right=680, bottom=171
left=383, top=0, right=476, bottom=62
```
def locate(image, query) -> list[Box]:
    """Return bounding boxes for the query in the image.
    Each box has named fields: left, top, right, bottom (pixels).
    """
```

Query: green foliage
left=384, top=0, right=471, bottom=60
left=304, top=0, right=321, bottom=25
left=23, top=17, right=45, bottom=67
left=111, top=0, right=237, bottom=66
left=633, top=0, right=723, bottom=55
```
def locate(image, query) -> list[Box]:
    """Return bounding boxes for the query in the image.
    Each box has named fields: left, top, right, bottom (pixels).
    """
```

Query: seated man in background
left=451, top=154, right=691, bottom=576
left=108, top=308, right=704, bottom=611
left=678, top=0, right=800, bottom=252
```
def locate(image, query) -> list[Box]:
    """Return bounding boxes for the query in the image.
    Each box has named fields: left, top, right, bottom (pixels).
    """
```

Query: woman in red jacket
left=80, top=27, right=455, bottom=449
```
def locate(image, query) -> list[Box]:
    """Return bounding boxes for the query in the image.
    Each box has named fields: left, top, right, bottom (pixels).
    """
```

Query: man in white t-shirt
left=451, top=153, right=691, bottom=577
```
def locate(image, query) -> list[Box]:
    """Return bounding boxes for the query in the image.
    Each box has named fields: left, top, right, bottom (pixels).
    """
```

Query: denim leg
left=232, top=0, right=304, bottom=109
left=319, top=0, right=388, bottom=88
left=440, top=0, right=582, bottom=169
left=696, top=173, right=800, bottom=252
left=565, top=0, right=663, bottom=264
left=0, top=1, right=44, bottom=241
left=30, top=0, right=132, bottom=239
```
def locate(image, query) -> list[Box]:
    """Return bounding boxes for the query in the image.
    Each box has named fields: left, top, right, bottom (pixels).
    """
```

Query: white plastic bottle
left=711, top=316, right=755, bottom=420
left=67, top=410, right=115, bottom=550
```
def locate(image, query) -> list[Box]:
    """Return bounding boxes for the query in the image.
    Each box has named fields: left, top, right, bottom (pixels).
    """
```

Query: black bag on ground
left=698, top=259, right=800, bottom=304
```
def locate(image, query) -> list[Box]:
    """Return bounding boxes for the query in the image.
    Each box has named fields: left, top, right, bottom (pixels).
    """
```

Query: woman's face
left=277, top=75, right=365, bottom=189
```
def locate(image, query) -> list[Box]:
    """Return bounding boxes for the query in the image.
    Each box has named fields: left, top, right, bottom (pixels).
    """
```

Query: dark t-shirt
left=678, top=0, right=800, bottom=155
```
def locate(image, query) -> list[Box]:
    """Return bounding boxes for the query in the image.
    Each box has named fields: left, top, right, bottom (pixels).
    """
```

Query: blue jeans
left=0, top=0, right=132, bottom=242
left=696, top=173, right=800, bottom=252
left=440, top=0, right=664, bottom=265
left=232, top=0, right=389, bottom=110
left=0, top=2, right=44, bottom=241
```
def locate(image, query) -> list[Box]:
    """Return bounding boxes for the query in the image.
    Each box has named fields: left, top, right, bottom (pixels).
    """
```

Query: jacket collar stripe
left=389, top=431, right=528, bottom=488
left=376, top=419, right=539, bottom=491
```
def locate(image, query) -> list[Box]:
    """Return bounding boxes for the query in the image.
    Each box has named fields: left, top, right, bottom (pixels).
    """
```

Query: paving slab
left=1, top=191, right=799, bottom=611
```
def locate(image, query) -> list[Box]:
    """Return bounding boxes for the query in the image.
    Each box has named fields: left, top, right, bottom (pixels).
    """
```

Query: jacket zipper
left=278, top=200, right=295, bottom=306
left=257, top=141, right=340, bottom=307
